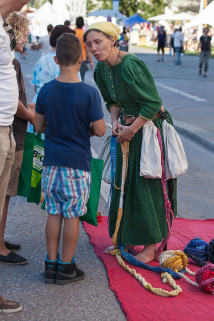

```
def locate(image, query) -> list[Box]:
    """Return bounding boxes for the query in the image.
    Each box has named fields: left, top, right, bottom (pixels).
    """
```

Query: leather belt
left=122, top=106, right=165, bottom=125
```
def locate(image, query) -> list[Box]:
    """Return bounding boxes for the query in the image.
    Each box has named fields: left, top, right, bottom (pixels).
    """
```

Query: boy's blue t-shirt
left=36, top=79, right=104, bottom=172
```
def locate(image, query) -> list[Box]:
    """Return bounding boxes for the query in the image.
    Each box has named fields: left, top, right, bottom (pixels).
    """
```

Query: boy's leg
left=46, top=214, right=63, bottom=261
left=62, top=217, right=79, bottom=263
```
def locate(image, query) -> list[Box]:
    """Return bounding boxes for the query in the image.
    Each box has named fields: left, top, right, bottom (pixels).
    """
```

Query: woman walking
left=84, top=22, right=177, bottom=263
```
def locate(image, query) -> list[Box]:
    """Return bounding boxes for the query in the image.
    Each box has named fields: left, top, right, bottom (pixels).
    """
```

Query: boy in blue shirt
left=35, top=33, right=105, bottom=284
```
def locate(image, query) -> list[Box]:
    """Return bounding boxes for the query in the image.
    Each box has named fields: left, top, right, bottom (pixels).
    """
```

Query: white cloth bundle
left=140, top=121, right=162, bottom=179
left=162, top=120, right=188, bottom=179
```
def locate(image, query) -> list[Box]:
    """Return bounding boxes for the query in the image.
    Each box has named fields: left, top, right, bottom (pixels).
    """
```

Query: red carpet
left=83, top=217, right=214, bottom=321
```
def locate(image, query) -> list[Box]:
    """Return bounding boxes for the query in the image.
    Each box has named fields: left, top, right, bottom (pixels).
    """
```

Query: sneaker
left=4, top=241, right=20, bottom=251
left=0, top=296, right=22, bottom=313
left=56, top=261, right=85, bottom=285
left=0, top=252, right=28, bottom=265
left=203, top=73, right=207, bottom=78
left=44, top=259, right=58, bottom=284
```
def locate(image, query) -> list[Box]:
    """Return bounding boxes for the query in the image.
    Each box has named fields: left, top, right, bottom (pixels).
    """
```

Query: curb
left=175, top=123, right=214, bottom=153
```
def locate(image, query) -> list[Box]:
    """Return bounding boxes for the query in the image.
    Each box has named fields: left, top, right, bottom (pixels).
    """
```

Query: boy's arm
left=34, top=112, right=46, bottom=133
left=91, top=119, right=106, bottom=137
left=15, top=100, right=35, bottom=125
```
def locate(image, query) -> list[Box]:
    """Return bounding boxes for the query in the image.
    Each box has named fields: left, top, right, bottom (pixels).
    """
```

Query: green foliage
left=87, top=0, right=166, bottom=18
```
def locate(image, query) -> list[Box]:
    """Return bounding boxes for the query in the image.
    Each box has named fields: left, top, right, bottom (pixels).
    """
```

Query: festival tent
left=88, top=9, right=127, bottom=20
left=124, top=14, right=149, bottom=28
left=27, top=2, right=66, bottom=37
left=184, top=1, right=214, bottom=29
left=149, top=12, right=195, bottom=21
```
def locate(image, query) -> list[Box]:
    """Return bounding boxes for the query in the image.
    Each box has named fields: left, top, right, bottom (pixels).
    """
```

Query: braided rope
left=115, top=252, right=182, bottom=297
left=184, top=237, right=214, bottom=266
left=112, top=142, right=129, bottom=248
left=159, top=250, right=198, bottom=287
left=156, top=128, right=174, bottom=258
left=108, top=140, right=182, bottom=297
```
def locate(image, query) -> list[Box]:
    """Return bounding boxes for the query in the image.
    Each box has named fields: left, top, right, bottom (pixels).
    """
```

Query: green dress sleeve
left=121, top=56, right=162, bottom=120
left=94, top=63, right=120, bottom=112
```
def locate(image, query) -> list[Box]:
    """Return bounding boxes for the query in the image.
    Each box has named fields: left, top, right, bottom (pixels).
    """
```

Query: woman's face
left=85, top=31, right=115, bottom=62
left=15, top=28, right=28, bottom=52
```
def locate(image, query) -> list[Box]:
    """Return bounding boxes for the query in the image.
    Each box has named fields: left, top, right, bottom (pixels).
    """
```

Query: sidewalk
left=130, top=45, right=214, bottom=152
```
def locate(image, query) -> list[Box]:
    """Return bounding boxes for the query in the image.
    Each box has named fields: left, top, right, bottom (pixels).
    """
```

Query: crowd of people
left=0, top=0, right=210, bottom=315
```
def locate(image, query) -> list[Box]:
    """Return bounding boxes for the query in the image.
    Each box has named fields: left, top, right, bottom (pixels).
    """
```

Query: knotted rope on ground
left=159, top=250, right=198, bottom=287
left=184, top=237, right=214, bottom=266
left=195, top=264, right=214, bottom=294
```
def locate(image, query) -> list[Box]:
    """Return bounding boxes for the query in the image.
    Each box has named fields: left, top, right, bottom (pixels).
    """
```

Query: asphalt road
left=1, top=48, right=213, bottom=321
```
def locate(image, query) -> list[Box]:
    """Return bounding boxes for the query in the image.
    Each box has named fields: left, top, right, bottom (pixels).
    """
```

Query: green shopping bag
left=80, top=158, right=104, bottom=226
left=17, top=132, right=44, bottom=204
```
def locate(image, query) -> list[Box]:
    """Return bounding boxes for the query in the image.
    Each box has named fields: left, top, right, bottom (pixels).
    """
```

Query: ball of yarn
left=195, top=264, right=214, bottom=295
left=208, top=239, right=214, bottom=263
left=159, top=250, right=188, bottom=272
left=184, top=237, right=209, bottom=261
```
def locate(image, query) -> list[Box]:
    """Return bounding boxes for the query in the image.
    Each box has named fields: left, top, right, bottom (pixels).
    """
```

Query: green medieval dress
left=94, top=54, right=177, bottom=246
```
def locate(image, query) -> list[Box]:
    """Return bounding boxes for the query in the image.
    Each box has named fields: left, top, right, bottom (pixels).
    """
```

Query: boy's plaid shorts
left=42, top=165, right=91, bottom=219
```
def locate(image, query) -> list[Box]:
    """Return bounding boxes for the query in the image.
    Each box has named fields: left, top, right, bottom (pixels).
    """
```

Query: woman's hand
left=112, top=120, right=120, bottom=136
left=116, top=125, right=135, bottom=144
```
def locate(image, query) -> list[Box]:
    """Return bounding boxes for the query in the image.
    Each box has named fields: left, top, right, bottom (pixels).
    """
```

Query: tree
left=87, top=0, right=167, bottom=18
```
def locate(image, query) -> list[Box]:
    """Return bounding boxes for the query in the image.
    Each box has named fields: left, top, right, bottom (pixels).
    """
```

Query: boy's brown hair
left=56, top=33, right=82, bottom=66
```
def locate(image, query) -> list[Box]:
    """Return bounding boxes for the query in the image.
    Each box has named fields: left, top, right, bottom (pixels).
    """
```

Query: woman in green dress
left=84, top=22, right=176, bottom=263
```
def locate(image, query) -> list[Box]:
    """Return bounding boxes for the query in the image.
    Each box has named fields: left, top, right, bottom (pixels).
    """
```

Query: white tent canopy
left=149, top=12, right=195, bottom=21
left=28, top=2, right=66, bottom=37
left=88, top=9, right=126, bottom=20
left=184, top=1, right=214, bottom=29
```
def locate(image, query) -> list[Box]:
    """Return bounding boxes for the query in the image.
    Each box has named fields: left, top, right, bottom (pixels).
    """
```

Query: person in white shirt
left=0, top=0, right=29, bottom=314
left=173, top=27, right=184, bottom=66
left=37, top=24, right=53, bottom=55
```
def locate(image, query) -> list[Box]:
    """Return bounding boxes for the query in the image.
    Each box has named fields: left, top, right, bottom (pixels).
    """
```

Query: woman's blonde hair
left=5, top=12, right=28, bottom=48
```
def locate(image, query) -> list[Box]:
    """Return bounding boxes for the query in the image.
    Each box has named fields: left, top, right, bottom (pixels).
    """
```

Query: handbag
left=17, top=131, right=44, bottom=204
left=80, top=158, right=104, bottom=226
left=162, top=119, right=188, bottom=179
left=98, top=135, right=111, bottom=184
left=139, top=121, right=162, bottom=179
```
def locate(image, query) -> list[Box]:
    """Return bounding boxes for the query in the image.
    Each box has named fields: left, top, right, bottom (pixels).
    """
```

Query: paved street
left=1, top=48, right=213, bottom=321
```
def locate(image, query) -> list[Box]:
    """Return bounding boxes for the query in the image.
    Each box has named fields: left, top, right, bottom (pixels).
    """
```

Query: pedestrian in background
left=75, top=16, right=94, bottom=81
left=37, top=24, right=53, bottom=56
left=34, top=33, right=105, bottom=284
left=0, top=0, right=30, bottom=313
left=156, top=26, right=166, bottom=62
left=198, top=27, right=212, bottom=78
left=64, top=20, right=71, bottom=28
left=174, top=27, right=184, bottom=66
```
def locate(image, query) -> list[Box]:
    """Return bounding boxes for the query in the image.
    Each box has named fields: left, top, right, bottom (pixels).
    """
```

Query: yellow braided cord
left=159, top=250, right=188, bottom=272
left=112, top=142, right=129, bottom=247
left=115, top=253, right=182, bottom=297
left=112, top=208, right=123, bottom=247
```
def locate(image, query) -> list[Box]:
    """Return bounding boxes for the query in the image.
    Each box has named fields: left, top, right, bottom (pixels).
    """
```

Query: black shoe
left=44, top=259, right=58, bottom=284
left=56, top=262, right=85, bottom=285
left=4, top=241, right=20, bottom=251
left=0, top=252, right=28, bottom=265
left=0, top=296, right=22, bottom=313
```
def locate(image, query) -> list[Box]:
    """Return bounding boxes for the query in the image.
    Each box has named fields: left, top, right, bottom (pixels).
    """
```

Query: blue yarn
left=107, top=136, right=117, bottom=236
left=119, top=246, right=182, bottom=279
left=184, top=237, right=209, bottom=260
